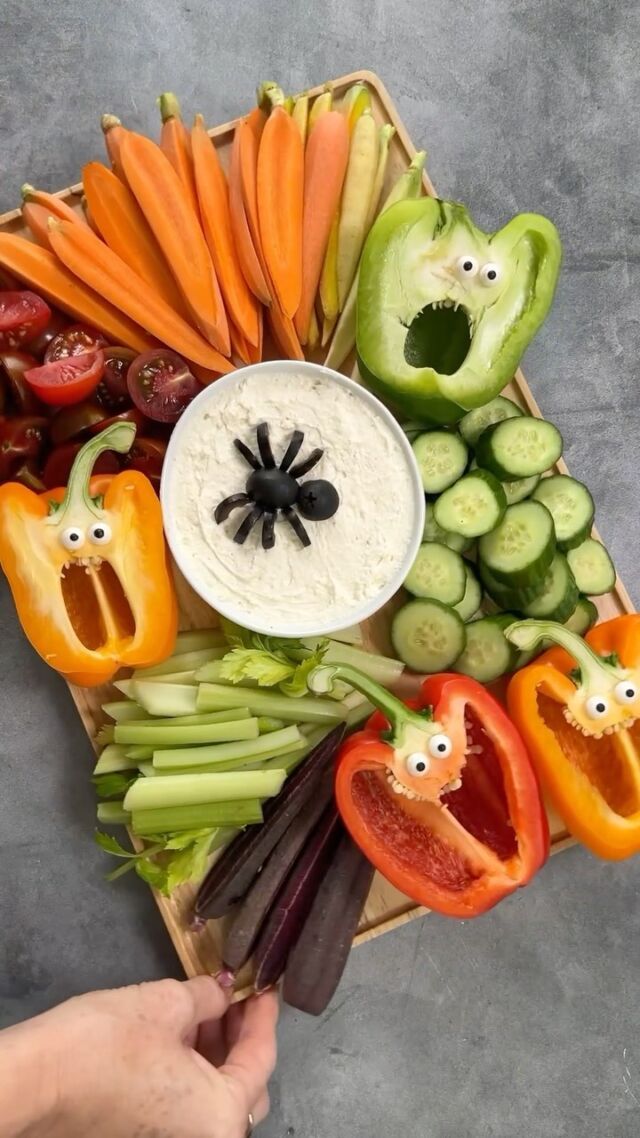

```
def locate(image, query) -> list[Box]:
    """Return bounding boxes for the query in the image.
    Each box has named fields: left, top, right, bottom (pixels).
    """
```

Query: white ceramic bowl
left=160, top=360, right=425, bottom=637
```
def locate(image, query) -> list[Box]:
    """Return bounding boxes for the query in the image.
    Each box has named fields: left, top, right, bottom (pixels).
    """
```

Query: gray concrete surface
left=1, top=0, right=639, bottom=1134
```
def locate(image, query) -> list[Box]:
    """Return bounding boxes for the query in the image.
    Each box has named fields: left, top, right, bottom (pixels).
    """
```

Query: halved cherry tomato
left=126, top=436, right=167, bottom=489
left=0, top=292, right=51, bottom=350
left=0, top=351, right=44, bottom=414
left=88, top=406, right=148, bottom=436
left=0, top=416, right=49, bottom=480
left=50, top=400, right=106, bottom=446
left=25, top=310, right=68, bottom=359
left=0, top=268, right=20, bottom=290
left=44, top=323, right=108, bottom=363
left=127, top=349, right=199, bottom=424
left=13, top=459, right=46, bottom=492
left=25, top=349, right=105, bottom=407
left=43, top=442, right=121, bottom=490
left=96, top=346, right=136, bottom=412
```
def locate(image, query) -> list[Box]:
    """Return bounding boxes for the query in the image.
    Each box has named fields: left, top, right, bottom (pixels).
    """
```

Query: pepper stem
left=505, top=619, right=623, bottom=687
left=47, top=422, right=136, bottom=525
left=309, top=663, right=427, bottom=742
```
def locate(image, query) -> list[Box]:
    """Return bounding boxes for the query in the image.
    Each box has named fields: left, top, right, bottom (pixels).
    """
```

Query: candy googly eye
left=614, top=680, right=638, bottom=706
left=479, top=262, right=501, bottom=286
left=428, top=734, right=453, bottom=759
left=456, top=255, right=478, bottom=277
left=60, top=526, right=84, bottom=551
left=88, top=521, right=112, bottom=546
left=406, top=753, right=430, bottom=777
left=585, top=695, right=610, bottom=719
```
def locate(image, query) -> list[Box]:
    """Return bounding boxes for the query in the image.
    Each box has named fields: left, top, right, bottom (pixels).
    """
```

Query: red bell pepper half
left=310, top=665, right=549, bottom=918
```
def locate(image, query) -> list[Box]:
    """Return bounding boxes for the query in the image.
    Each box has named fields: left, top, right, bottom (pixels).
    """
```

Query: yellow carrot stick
left=364, top=124, right=396, bottom=232
left=308, top=88, right=332, bottom=132
left=292, top=94, right=310, bottom=143
left=336, top=109, right=378, bottom=310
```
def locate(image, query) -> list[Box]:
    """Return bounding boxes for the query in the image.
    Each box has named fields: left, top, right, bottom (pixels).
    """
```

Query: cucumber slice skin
left=433, top=469, right=507, bottom=539
left=566, top=539, right=616, bottom=596
left=391, top=599, right=467, bottom=674
left=422, top=502, right=472, bottom=553
left=478, top=501, right=556, bottom=590
left=565, top=596, right=599, bottom=635
left=412, top=430, right=469, bottom=495
left=532, top=474, right=595, bottom=551
left=478, top=559, right=547, bottom=610
left=475, top=417, right=563, bottom=480
left=459, top=397, right=523, bottom=448
left=453, top=614, right=519, bottom=683
left=521, top=553, right=579, bottom=623
left=404, top=543, right=466, bottom=605
left=503, top=473, right=541, bottom=505
left=454, top=563, right=483, bottom=622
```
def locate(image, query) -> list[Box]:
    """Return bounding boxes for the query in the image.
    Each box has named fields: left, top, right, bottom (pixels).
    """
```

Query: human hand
left=0, top=976, right=278, bottom=1138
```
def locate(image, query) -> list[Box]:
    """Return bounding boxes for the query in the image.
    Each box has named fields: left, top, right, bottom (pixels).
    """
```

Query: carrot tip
left=158, top=92, right=182, bottom=124
left=101, top=113, right=122, bottom=134
left=20, top=183, right=35, bottom=201
left=257, top=81, right=285, bottom=111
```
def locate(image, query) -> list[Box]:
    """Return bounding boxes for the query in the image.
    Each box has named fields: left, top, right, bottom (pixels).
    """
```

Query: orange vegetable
left=20, top=201, right=71, bottom=250
left=191, top=115, right=260, bottom=348
left=239, top=111, right=267, bottom=258
left=82, top=161, right=190, bottom=319
left=21, top=185, right=86, bottom=248
left=268, top=301, right=304, bottom=362
left=229, top=124, right=271, bottom=305
left=158, top=92, right=200, bottom=219
left=47, top=219, right=232, bottom=374
left=81, top=195, right=102, bottom=236
left=257, top=86, right=304, bottom=319
left=119, top=130, right=230, bottom=356
left=0, top=234, right=153, bottom=353
left=230, top=308, right=263, bottom=365
left=294, top=111, right=349, bottom=343
left=101, top=114, right=128, bottom=181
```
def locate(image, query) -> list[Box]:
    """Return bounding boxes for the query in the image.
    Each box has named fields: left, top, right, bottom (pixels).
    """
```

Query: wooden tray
left=1, top=70, right=635, bottom=995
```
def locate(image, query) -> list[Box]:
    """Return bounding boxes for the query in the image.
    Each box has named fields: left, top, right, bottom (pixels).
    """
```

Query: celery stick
left=210, top=827, right=239, bottom=852
left=93, top=745, right=137, bottom=775
left=257, top=716, right=287, bottom=734
left=123, top=708, right=252, bottom=730
left=133, top=648, right=226, bottom=679
left=137, top=761, right=157, bottom=777
left=126, top=746, right=153, bottom=761
left=175, top=628, right=225, bottom=653
left=132, top=799, right=262, bottom=836
left=97, top=801, right=130, bottom=825
left=101, top=700, right=150, bottom=723
left=330, top=624, right=363, bottom=645
left=153, top=725, right=302, bottom=770
left=154, top=738, right=304, bottom=776
left=195, top=660, right=258, bottom=685
left=125, top=768, right=286, bottom=811
left=197, top=683, right=345, bottom=723
left=96, top=725, right=115, bottom=747
left=346, top=699, right=375, bottom=729
left=135, top=670, right=198, bottom=685
left=133, top=682, right=198, bottom=717
left=303, top=639, right=404, bottom=686
left=113, top=679, right=135, bottom=698
left=115, top=717, right=259, bottom=748
left=260, top=726, right=331, bottom=772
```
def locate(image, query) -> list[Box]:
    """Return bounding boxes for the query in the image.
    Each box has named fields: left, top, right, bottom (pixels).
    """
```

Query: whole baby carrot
left=257, top=85, right=304, bottom=319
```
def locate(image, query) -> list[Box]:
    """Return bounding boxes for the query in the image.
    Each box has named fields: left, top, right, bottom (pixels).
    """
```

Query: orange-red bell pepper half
left=309, top=664, right=549, bottom=918
left=506, top=617, right=640, bottom=860
left=0, top=421, right=177, bottom=686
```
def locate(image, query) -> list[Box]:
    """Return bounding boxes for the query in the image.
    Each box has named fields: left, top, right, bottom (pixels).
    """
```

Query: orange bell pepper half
left=506, top=617, right=640, bottom=860
left=309, top=664, right=549, bottom=918
left=0, top=421, right=177, bottom=686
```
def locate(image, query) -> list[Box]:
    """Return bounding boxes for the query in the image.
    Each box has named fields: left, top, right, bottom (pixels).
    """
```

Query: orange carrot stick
left=47, top=220, right=232, bottom=373
left=21, top=184, right=86, bottom=230
left=81, top=195, right=102, bottom=235
left=191, top=115, right=260, bottom=348
left=119, top=130, right=230, bottom=356
left=239, top=112, right=266, bottom=255
left=101, top=115, right=128, bottom=180
left=158, top=93, right=201, bottom=219
left=268, top=300, right=304, bottom=362
left=21, top=201, right=73, bottom=250
left=230, top=307, right=263, bottom=365
left=0, top=234, right=153, bottom=352
left=82, top=161, right=191, bottom=320
left=257, top=87, right=304, bottom=319
left=229, top=125, right=272, bottom=305
left=294, top=111, right=349, bottom=343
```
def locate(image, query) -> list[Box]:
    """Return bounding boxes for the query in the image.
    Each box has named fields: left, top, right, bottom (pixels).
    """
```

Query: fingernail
left=215, top=969, right=236, bottom=990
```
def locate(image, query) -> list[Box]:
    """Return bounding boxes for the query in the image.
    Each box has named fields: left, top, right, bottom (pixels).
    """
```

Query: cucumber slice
left=453, top=615, right=518, bottom=683
left=478, top=558, right=547, bottom=609
left=564, top=596, right=599, bottom=635
left=422, top=502, right=472, bottom=553
left=404, top=544, right=466, bottom=605
left=391, top=599, right=466, bottom=673
left=412, top=431, right=469, bottom=494
left=478, top=501, right=556, bottom=589
left=475, top=417, right=563, bottom=480
left=520, top=554, right=579, bottom=623
left=454, top=563, right=483, bottom=621
left=459, top=397, right=523, bottom=448
left=566, top=539, right=616, bottom=595
left=433, top=469, right=507, bottom=539
left=532, top=474, right=595, bottom=550
left=502, top=473, right=541, bottom=505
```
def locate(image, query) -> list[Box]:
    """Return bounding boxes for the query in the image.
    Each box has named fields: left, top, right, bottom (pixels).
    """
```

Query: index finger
left=219, top=990, right=280, bottom=1108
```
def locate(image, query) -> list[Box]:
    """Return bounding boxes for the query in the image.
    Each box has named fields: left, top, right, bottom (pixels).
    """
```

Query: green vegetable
left=411, top=430, right=469, bottom=494
left=101, top=701, right=150, bottom=723
left=174, top=628, right=226, bottom=652
left=124, top=768, right=286, bottom=812
left=566, top=538, right=616, bottom=595
left=132, top=682, right=199, bottom=717
left=93, top=771, right=137, bottom=800
left=114, top=717, right=260, bottom=748
left=153, top=725, right=303, bottom=771
left=434, top=468, right=507, bottom=538
left=132, top=800, right=263, bottom=836
left=391, top=598, right=466, bottom=673
left=474, top=416, right=563, bottom=480
left=97, top=802, right=131, bottom=825
left=458, top=396, right=523, bottom=447
left=356, top=197, right=562, bottom=421
left=132, top=647, right=226, bottom=679
left=196, top=683, right=346, bottom=723
left=404, top=543, right=467, bottom=605
left=422, top=501, right=472, bottom=553
left=93, top=744, right=137, bottom=774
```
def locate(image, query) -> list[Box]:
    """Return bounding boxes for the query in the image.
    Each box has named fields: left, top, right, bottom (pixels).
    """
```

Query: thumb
left=144, top=976, right=232, bottom=1040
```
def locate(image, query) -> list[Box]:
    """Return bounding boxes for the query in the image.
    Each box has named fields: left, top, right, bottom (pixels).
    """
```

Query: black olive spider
left=214, top=422, right=340, bottom=550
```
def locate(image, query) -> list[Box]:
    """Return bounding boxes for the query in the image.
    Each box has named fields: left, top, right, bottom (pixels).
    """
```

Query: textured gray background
left=1, top=0, right=640, bottom=1135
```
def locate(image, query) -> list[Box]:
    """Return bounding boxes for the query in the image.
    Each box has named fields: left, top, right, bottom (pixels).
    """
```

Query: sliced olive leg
left=290, top=448, right=324, bottom=478
left=280, top=430, right=305, bottom=472
left=233, top=505, right=264, bottom=545
left=234, top=438, right=260, bottom=470
left=283, top=507, right=311, bottom=548
left=257, top=422, right=276, bottom=468
left=214, top=493, right=251, bottom=523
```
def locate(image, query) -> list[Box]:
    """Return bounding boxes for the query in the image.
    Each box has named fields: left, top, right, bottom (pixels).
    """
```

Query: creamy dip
left=165, top=368, right=417, bottom=634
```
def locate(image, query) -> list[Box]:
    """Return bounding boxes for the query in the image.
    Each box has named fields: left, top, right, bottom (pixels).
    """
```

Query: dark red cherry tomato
left=42, top=443, right=121, bottom=490
left=44, top=323, right=109, bottom=363
left=96, top=346, right=136, bottom=412
left=0, top=351, right=44, bottom=414
left=0, top=416, right=49, bottom=481
left=0, top=292, right=51, bottom=350
left=88, top=406, right=148, bottom=436
left=25, top=349, right=105, bottom=407
left=13, top=459, right=46, bottom=492
left=127, top=349, right=199, bottom=423
left=50, top=401, right=106, bottom=446
left=25, top=309, right=68, bottom=359
left=126, top=436, right=167, bottom=489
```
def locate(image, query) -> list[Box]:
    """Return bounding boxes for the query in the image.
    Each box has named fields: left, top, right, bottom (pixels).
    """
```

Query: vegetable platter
left=0, top=70, right=635, bottom=1002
